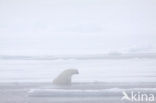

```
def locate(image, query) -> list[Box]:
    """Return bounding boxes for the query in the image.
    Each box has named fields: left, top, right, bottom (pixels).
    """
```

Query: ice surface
left=0, top=58, right=156, bottom=83
left=28, top=88, right=156, bottom=97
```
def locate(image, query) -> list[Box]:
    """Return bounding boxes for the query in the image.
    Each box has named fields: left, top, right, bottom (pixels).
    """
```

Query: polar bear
left=52, top=69, right=79, bottom=85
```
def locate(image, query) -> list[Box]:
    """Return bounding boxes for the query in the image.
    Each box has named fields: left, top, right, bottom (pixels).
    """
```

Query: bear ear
left=52, top=69, right=79, bottom=85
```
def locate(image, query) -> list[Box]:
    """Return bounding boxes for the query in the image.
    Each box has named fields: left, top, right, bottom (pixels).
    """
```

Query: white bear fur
left=53, top=69, right=79, bottom=85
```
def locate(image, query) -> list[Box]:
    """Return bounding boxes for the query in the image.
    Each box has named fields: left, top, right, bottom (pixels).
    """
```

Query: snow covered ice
left=0, top=57, right=156, bottom=103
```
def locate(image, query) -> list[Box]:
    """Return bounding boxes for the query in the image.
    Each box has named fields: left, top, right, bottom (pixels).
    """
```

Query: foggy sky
left=0, top=0, right=156, bottom=55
